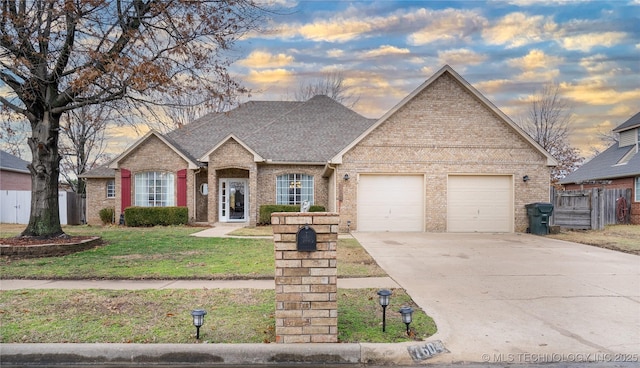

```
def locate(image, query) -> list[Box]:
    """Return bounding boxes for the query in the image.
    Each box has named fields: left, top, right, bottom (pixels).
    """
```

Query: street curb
left=0, top=343, right=419, bottom=366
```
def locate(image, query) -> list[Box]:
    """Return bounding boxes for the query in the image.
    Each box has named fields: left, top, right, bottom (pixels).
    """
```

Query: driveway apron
left=352, top=232, right=640, bottom=364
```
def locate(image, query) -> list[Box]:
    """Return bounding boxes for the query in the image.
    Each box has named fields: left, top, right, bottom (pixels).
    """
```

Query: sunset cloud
left=482, top=12, right=557, bottom=48
left=559, top=32, right=626, bottom=52
left=362, top=45, right=410, bottom=58
left=407, top=8, right=486, bottom=45
left=237, top=50, right=294, bottom=68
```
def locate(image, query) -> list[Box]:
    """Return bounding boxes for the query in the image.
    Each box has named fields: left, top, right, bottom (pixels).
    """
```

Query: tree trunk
left=21, top=112, right=65, bottom=238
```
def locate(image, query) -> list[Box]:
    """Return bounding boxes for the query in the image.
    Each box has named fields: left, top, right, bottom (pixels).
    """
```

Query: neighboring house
left=81, top=65, right=556, bottom=232
left=0, top=150, right=31, bottom=190
left=559, top=112, right=640, bottom=224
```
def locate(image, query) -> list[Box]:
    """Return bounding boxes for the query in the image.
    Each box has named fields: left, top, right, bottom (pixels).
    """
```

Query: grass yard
left=0, top=225, right=387, bottom=279
left=0, top=288, right=436, bottom=344
left=547, top=225, right=640, bottom=255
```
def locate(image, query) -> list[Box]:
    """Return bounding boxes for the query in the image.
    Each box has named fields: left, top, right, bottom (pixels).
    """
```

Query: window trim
left=106, top=179, right=116, bottom=198
left=134, top=171, right=176, bottom=207
left=276, top=173, right=314, bottom=205
left=635, top=177, right=640, bottom=203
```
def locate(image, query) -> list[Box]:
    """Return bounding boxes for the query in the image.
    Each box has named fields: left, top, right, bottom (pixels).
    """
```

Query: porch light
left=343, top=173, right=350, bottom=180
left=191, top=309, right=207, bottom=339
left=523, top=175, right=530, bottom=182
left=377, top=289, right=392, bottom=332
left=399, top=306, right=414, bottom=335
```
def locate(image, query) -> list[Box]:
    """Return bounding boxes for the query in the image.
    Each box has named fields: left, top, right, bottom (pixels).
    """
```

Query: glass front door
left=219, top=179, right=247, bottom=222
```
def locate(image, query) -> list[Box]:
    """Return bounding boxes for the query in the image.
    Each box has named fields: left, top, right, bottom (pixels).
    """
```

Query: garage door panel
left=358, top=175, right=424, bottom=232
left=448, top=175, right=513, bottom=233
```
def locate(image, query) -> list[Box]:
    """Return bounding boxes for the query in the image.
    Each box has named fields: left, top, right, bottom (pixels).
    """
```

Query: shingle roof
left=559, top=143, right=640, bottom=184
left=613, top=112, right=640, bottom=132
left=168, top=95, right=377, bottom=163
left=560, top=112, right=640, bottom=184
left=78, top=164, right=115, bottom=178
left=0, top=150, right=30, bottom=173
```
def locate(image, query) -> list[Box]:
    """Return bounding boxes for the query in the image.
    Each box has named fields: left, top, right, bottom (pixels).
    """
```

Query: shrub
left=98, top=207, right=115, bottom=225
left=259, top=204, right=326, bottom=225
left=124, top=207, right=188, bottom=227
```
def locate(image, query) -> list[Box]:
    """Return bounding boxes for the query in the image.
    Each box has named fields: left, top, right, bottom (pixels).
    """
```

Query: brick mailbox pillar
left=272, top=212, right=339, bottom=343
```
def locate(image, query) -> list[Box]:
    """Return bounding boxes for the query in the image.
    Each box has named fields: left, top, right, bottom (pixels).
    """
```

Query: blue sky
left=229, top=0, right=640, bottom=156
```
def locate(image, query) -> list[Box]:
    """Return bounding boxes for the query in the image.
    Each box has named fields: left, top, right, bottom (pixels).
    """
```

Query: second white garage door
left=357, top=175, right=424, bottom=232
left=447, top=175, right=513, bottom=233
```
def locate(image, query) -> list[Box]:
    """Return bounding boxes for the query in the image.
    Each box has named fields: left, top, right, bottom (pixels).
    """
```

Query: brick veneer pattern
left=272, top=212, right=339, bottom=343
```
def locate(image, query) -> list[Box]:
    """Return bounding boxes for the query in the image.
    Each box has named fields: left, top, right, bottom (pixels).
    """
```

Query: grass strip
left=0, top=288, right=435, bottom=344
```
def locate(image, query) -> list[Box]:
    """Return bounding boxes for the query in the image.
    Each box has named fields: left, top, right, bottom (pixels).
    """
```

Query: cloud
left=507, top=49, right=563, bottom=70
left=297, top=17, right=374, bottom=43
left=482, top=12, right=557, bottom=48
left=362, top=45, right=410, bottom=58
left=237, top=50, right=294, bottom=68
left=559, top=32, right=626, bottom=52
left=560, top=79, right=640, bottom=105
left=437, top=48, right=487, bottom=67
left=246, top=68, right=294, bottom=84
left=474, top=79, right=511, bottom=94
left=579, top=54, right=625, bottom=76
left=327, top=49, right=344, bottom=58
left=407, top=8, right=487, bottom=45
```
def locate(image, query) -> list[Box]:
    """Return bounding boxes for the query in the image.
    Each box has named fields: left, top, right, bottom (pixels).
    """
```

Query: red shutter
left=121, top=169, right=131, bottom=210
left=177, top=169, right=187, bottom=207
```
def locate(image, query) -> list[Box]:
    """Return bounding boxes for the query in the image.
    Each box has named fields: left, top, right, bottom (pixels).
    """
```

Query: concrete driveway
left=352, top=232, right=640, bottom=364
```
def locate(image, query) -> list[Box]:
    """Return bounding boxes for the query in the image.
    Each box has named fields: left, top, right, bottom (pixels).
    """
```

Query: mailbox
left=296, top=224, right=317, bottom=251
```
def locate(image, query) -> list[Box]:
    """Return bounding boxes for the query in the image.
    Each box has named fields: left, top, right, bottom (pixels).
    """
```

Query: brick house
left=0, top=150, right=31, bottom=191
left=559, top=112, right=640, bottom=224
left=81, top=65, right=556, bottom=232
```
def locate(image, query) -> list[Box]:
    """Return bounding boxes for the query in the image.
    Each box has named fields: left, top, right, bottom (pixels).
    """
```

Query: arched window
left=134, top=171, right=175, bottom=207
left=276, top=174, right=314, bottom=205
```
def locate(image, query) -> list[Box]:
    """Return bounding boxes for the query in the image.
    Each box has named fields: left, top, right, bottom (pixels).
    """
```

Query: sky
left=2, top=0, right=639, bottom=161
left=222, top=0, right=640, bottom=158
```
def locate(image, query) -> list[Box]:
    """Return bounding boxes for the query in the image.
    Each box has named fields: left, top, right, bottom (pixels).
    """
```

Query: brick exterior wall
left=0, top=170, right=31, bottom=191
left=90, top=135, right=195, bottom=224
left=85, top=178, right=116, bottom=225
left=272, top=212, right=338, bottom=343
left=338, top=72, right=552, bottom=232
left=563, top=177, right=640, bottom=225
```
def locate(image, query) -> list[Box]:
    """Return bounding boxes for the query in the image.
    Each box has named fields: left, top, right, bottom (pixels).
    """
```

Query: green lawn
left=0, top=288, right=435, bottom=344
left=0, top=225, right=387, bottom=279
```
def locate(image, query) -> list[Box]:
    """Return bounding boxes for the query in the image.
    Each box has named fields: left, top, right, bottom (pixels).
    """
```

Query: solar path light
left=191, top=309, right=207, bottom=339
left=377, top=289, right=392, bottom=332
left=399, top=306, right=414, bottom=336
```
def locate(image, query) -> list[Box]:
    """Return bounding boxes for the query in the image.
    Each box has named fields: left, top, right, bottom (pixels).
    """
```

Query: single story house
left=559, top=112, right=640, bottom=224
left=81, top=65, right=556, bottom=232
left=0, top=150, right=31, bottom=191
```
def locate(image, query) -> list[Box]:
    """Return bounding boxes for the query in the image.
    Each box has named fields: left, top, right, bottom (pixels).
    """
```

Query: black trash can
left=525, top=202, right=554, bottom=235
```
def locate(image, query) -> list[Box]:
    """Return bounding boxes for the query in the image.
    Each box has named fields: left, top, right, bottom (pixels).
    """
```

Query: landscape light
left=191, top=309, right=207, bottom=340
left=377, top=289, right=392, bottom=332
left=399, top=306, right=414, bottom=336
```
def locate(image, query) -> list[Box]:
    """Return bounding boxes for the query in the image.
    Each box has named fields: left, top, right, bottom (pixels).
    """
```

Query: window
left=134, top=171, right=175, bottom=207
left=106, top=179, right=116, bottom=198
left=276, top=174, right=314, bottom=205
left=636, top=177, right=640, bottom=202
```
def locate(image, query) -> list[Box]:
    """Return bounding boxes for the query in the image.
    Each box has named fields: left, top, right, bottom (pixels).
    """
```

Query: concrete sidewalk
left=0, top=277, right=399, bottom=290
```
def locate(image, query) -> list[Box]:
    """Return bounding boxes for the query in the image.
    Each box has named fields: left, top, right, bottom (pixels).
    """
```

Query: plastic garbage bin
left=525, top=202, right=554, bottom=235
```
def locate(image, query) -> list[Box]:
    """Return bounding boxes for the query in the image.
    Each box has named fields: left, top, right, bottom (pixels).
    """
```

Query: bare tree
left=59, top=104, right=113, bottom=195
left=294, top=71, right=360, bottom=108
left=160, top=92, right=240, bottom=131
left=519, top=84, right=584, bottom=182
left=0, top=0, right=266, bottom=238
left=0, top=118, right=29, bottom=158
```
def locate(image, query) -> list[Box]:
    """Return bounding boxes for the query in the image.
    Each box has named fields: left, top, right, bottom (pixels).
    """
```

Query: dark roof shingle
left=0, top=150, right=30, bottom=173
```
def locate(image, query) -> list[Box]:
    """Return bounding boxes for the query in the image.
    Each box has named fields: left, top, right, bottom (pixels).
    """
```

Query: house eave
left=198, top=134, right=265, bottom=163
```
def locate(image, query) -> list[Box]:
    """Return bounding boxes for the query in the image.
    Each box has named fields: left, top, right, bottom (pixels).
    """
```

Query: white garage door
left=447, top=175, right=513, bottom=233
left=358, top=175, right=424, bottom=232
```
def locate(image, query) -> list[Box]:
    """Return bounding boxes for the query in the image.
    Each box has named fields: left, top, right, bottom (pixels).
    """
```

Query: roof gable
left=330, top=65, right=557, bottom=166
left=613, top=112, right=640, bottom=133
left=108, top=130, right=200, bottom=169
left=560, top=143, right=640, bottom=183
left=198, top=134, right=264, bottom=162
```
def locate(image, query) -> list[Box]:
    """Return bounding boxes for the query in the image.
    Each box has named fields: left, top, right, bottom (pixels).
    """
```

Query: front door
left=219, top=179, right=247, bottom=222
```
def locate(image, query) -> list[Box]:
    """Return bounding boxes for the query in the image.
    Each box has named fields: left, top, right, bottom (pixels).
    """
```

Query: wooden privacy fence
left=551, top=188, right=632, bottom=230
